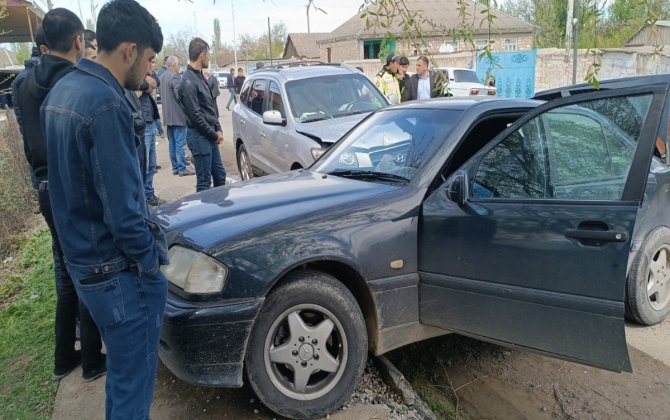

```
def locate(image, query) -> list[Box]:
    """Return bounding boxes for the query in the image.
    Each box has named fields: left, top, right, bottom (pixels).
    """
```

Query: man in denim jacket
left=41, top=1, right=168, bottom=418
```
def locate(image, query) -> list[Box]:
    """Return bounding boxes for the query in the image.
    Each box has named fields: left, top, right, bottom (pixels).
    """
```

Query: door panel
left=418, top=88, right=665, bottom=372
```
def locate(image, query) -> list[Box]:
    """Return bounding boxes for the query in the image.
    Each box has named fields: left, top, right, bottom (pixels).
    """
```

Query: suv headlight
left=161, top=246, right=228, bottom=294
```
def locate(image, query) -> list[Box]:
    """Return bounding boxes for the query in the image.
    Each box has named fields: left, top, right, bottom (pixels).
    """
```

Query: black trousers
left=38, top=187, right=104, bottom=371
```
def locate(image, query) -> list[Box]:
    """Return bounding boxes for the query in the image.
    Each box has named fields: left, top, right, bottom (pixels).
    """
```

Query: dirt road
left=389, top=318, right=670, bottom=419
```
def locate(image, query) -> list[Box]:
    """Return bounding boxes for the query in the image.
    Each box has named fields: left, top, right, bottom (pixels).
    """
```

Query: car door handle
left=240, top=120, right=246, bottom=126
left=564, top=229, right=628, bottom=243
left=260, top=133, right=266, bottom=138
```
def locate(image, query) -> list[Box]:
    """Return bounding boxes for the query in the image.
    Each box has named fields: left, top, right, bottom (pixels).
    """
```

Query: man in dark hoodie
left=14, top=8, right=106, bottom=382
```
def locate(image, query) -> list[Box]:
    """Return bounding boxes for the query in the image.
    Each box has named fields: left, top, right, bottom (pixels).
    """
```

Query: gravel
left=336, top=358, right=426, bottom=419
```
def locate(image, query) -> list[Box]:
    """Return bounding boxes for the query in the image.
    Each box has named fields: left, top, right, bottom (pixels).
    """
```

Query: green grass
left=0, top=229, right=58, bottom=419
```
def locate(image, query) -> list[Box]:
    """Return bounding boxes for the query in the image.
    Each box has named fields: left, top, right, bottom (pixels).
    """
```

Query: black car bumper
left=159, top=295, right=263, bottom=387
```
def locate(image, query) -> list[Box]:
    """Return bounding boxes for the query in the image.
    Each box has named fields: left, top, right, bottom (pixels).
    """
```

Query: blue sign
left=477, top=50, right=536, bottom=99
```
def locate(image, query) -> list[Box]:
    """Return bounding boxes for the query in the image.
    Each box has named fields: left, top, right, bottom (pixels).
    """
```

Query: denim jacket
left=41, top=59, right=168, bottom=277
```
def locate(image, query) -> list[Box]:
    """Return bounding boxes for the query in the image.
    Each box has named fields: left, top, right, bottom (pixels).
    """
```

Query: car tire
left=626, top=226, right=670, bottom=325
left=237, top=143, right=253, bottom=181
left=245, top=271, right=367, bottom=419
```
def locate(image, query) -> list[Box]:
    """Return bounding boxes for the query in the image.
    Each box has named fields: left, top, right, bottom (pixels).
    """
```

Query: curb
left=374, top=355, right=437, bottom=420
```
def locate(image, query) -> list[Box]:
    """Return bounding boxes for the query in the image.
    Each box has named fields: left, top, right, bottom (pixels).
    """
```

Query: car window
left=285, top=74, right=387, bottom=123
left=244, top=79, right=267, bottom=115
left=472, top=94, right=653, bottom=201
left=267, top=81, right=286, bottom=117
left=314, top=109, right=462, bottom=182
left=239, top=80, right=252, bottom=104
left=453, top=70, right=480, bottom=84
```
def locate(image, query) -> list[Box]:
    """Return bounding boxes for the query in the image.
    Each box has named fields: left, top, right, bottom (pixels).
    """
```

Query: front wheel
left=626, top=227, right=670, bottom=325
left=237, top=143, right=253, bottom=181
left=245, top=271, right=367, bottom=419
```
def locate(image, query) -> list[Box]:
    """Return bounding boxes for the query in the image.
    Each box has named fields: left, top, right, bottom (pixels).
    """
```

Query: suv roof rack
left=254, top=61, right=348, bottom=72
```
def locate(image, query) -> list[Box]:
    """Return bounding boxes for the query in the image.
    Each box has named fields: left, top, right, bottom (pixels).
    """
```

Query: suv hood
left=296, top=113, right=369, bottom=145
left=154, top=170, right=401, bottom=250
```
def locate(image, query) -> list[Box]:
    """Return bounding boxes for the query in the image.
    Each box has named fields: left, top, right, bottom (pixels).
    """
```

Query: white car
left=438, top=67, right=496, bottom=97
left=215, top=71, right=228, bottom=89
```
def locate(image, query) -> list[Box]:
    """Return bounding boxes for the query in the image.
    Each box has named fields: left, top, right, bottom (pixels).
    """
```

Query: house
left=1, top=0, right=45, bottom=43
left=282, top=33, right=331, bottom=60
left=626, top=21, right=670, bottom=47
left=318, top=0, right=534, bottom=63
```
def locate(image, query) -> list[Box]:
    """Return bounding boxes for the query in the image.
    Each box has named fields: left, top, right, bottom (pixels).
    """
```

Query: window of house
left=476, top=39, right=488, bottom=50
left=505, top=38, right=518, bottom=52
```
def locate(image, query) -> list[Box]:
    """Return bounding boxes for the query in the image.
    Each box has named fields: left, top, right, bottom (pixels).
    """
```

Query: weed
left=0, top=229, right=57, bottom=419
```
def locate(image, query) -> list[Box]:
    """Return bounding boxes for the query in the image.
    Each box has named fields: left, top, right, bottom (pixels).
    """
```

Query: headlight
left=311, top=147, right=327, bottom=160
left=338, top=152, right=358, bottom=166
left=161, top=246, right=228, bottom=294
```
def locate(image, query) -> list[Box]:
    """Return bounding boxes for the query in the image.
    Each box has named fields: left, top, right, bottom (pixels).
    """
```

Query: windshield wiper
left=300, top=116, right=330, bottom=123
left=329, top=170, right=409, bottom=183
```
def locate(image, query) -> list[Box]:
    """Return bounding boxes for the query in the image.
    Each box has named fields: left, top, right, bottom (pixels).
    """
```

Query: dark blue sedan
left=155, top=74, right=670, bottom=419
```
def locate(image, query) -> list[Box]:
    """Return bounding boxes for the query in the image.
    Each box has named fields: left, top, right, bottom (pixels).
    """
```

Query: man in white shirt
left=401, top=56, right=447, bottom=102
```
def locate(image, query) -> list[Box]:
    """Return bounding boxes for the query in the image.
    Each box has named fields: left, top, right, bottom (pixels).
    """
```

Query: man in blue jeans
left=178, top=37, right=226, bottom=192
left=225, top=67, right=236, bottom=111
left=158, top=55, right=193, bottom=177
left=42, top=1, right=169, bottom=418
left=137, top=71, right=165, bottom=206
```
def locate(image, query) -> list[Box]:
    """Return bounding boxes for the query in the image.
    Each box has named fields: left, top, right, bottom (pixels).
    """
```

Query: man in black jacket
left=14, top=8, right=105, bottom=382
left=178, top=38, right=225, bottom=192
left=401, top=56, right=447, bottom=102
left=137, top=70, right=165, bottom=206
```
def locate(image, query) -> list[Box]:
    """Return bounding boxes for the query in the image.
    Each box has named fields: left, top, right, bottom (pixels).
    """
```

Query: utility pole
left=306, top=1, right=311, bottom=34
left=564, top=0, right=574, bottom=86
left=90, top=1, right=97, bottom=30
left=231, top=0, right=238, bottom=70
left=268, top=17, right=273, bottom=66
left=47, top=0, right=53, bottom=10
left=572, top=0, right=579, bottom=85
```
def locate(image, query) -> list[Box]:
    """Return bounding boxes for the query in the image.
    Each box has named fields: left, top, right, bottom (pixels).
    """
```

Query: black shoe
left=178, top=169, right=195, bottom=177
left=156, top=165, right=162, bottom=170
left=173, top=171, right=178, bottom=175
left=54, top=350, right=81, bottom=380
left=226, top=106, right=230, bottom=111
left=147, top=195, right=167, bottom=207
left=82, top=354, right=107, bottom=382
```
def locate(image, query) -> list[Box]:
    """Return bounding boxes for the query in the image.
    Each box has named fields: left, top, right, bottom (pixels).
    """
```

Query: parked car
left=215, top=71, right=228, bottom=89
left=438, top=67, right=496, bottom=97
left=155, top=74, right=670, bottom=419
left=232, top=63, right=389, bottom=180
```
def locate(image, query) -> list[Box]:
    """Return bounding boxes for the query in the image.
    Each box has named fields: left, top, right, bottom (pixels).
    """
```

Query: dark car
left=154, top=75, right=670, bottom=419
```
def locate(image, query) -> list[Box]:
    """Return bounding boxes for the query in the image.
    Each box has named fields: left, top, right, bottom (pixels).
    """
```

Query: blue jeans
left=167, top=126, right=187, bottom=174
left=226, top=88, right=237, bottom=109
left=186, top=129, right=226, bottom=192
left=154, top=119, right=164, bottom=137
left=144, top=123, right=157, bottom=199
left=67, top=263, right=167, bottom=420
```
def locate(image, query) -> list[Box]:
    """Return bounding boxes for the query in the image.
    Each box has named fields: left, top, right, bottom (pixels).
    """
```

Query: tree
left=162, top=29, right=196, bottom=64
left=12, top=43, right=31, bottom=63
left=213, top=18, right=222, bottom=56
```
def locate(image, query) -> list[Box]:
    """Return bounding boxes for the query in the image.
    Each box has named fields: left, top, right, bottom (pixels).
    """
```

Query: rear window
left=453, top=70, right=481, bottom=84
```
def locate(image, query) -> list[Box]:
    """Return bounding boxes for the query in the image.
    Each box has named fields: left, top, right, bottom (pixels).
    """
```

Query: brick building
left=317, top=0, right=533, bottom=63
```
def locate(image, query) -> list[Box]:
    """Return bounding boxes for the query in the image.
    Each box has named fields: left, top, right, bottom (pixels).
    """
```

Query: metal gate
left=476, top=50, right=536, bottom=99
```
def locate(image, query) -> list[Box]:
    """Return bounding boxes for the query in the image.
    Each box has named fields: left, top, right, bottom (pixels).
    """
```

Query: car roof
left=534, top=74, right=670, bottom=101
left=248, top=63, right=362, bottom=83
left=437, top=67, right=473, bottom=72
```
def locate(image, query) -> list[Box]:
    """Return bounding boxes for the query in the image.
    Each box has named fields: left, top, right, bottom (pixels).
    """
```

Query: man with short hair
left=159, top=55, right=193, bottom=177
left=225, top=67, right=236, bottom=110
left=42, top=0, right=169, bottom=417
left=401, top=55, right=447, bottom=102
left=83, top=29, right=97, bottom=59
left=374, top=54, right=401, bottom=104
left=15, top=8, right=106, bottom=383
left=178, top=38, right=226, bottom=192
left=234, top=67, right=245, bottom=101
left=137, top=68, right=165, bottom=206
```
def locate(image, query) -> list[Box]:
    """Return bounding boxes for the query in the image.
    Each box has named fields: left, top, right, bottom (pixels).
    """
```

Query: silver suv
left=232, top=63, right=388, bottom=180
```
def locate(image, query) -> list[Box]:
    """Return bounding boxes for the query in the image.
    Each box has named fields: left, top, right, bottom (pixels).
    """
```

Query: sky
left=49, top=0, right=365, bottom=45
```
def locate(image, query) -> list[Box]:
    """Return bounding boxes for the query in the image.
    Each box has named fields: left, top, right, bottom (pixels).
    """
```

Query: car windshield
left=313, top=108, right=462, bottom=182
left=286, top=74, right=388, bottom=123
left=454, top=70, right=481, bottom=84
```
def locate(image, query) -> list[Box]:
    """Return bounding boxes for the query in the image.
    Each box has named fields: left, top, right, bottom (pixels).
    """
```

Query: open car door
left=418, top=83, right=668, bottom=372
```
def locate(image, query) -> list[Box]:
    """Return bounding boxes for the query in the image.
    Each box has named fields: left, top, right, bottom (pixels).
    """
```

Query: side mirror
left=446, top=172, right=469, bottom=206
left=262, top=110, right=286, bottom=126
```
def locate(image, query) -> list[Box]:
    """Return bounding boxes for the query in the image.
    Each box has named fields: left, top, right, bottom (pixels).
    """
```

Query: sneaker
left=178, top=169, right=195, bottom=177
left=54, top=350, right=81, bottom=380
left=226, top=106, right=230, bottom=111
left=82, top=355, right=107, bottom=382
left=156, top=165, right=162, bottom=170
left=147, top=195, right=167, bottom=207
